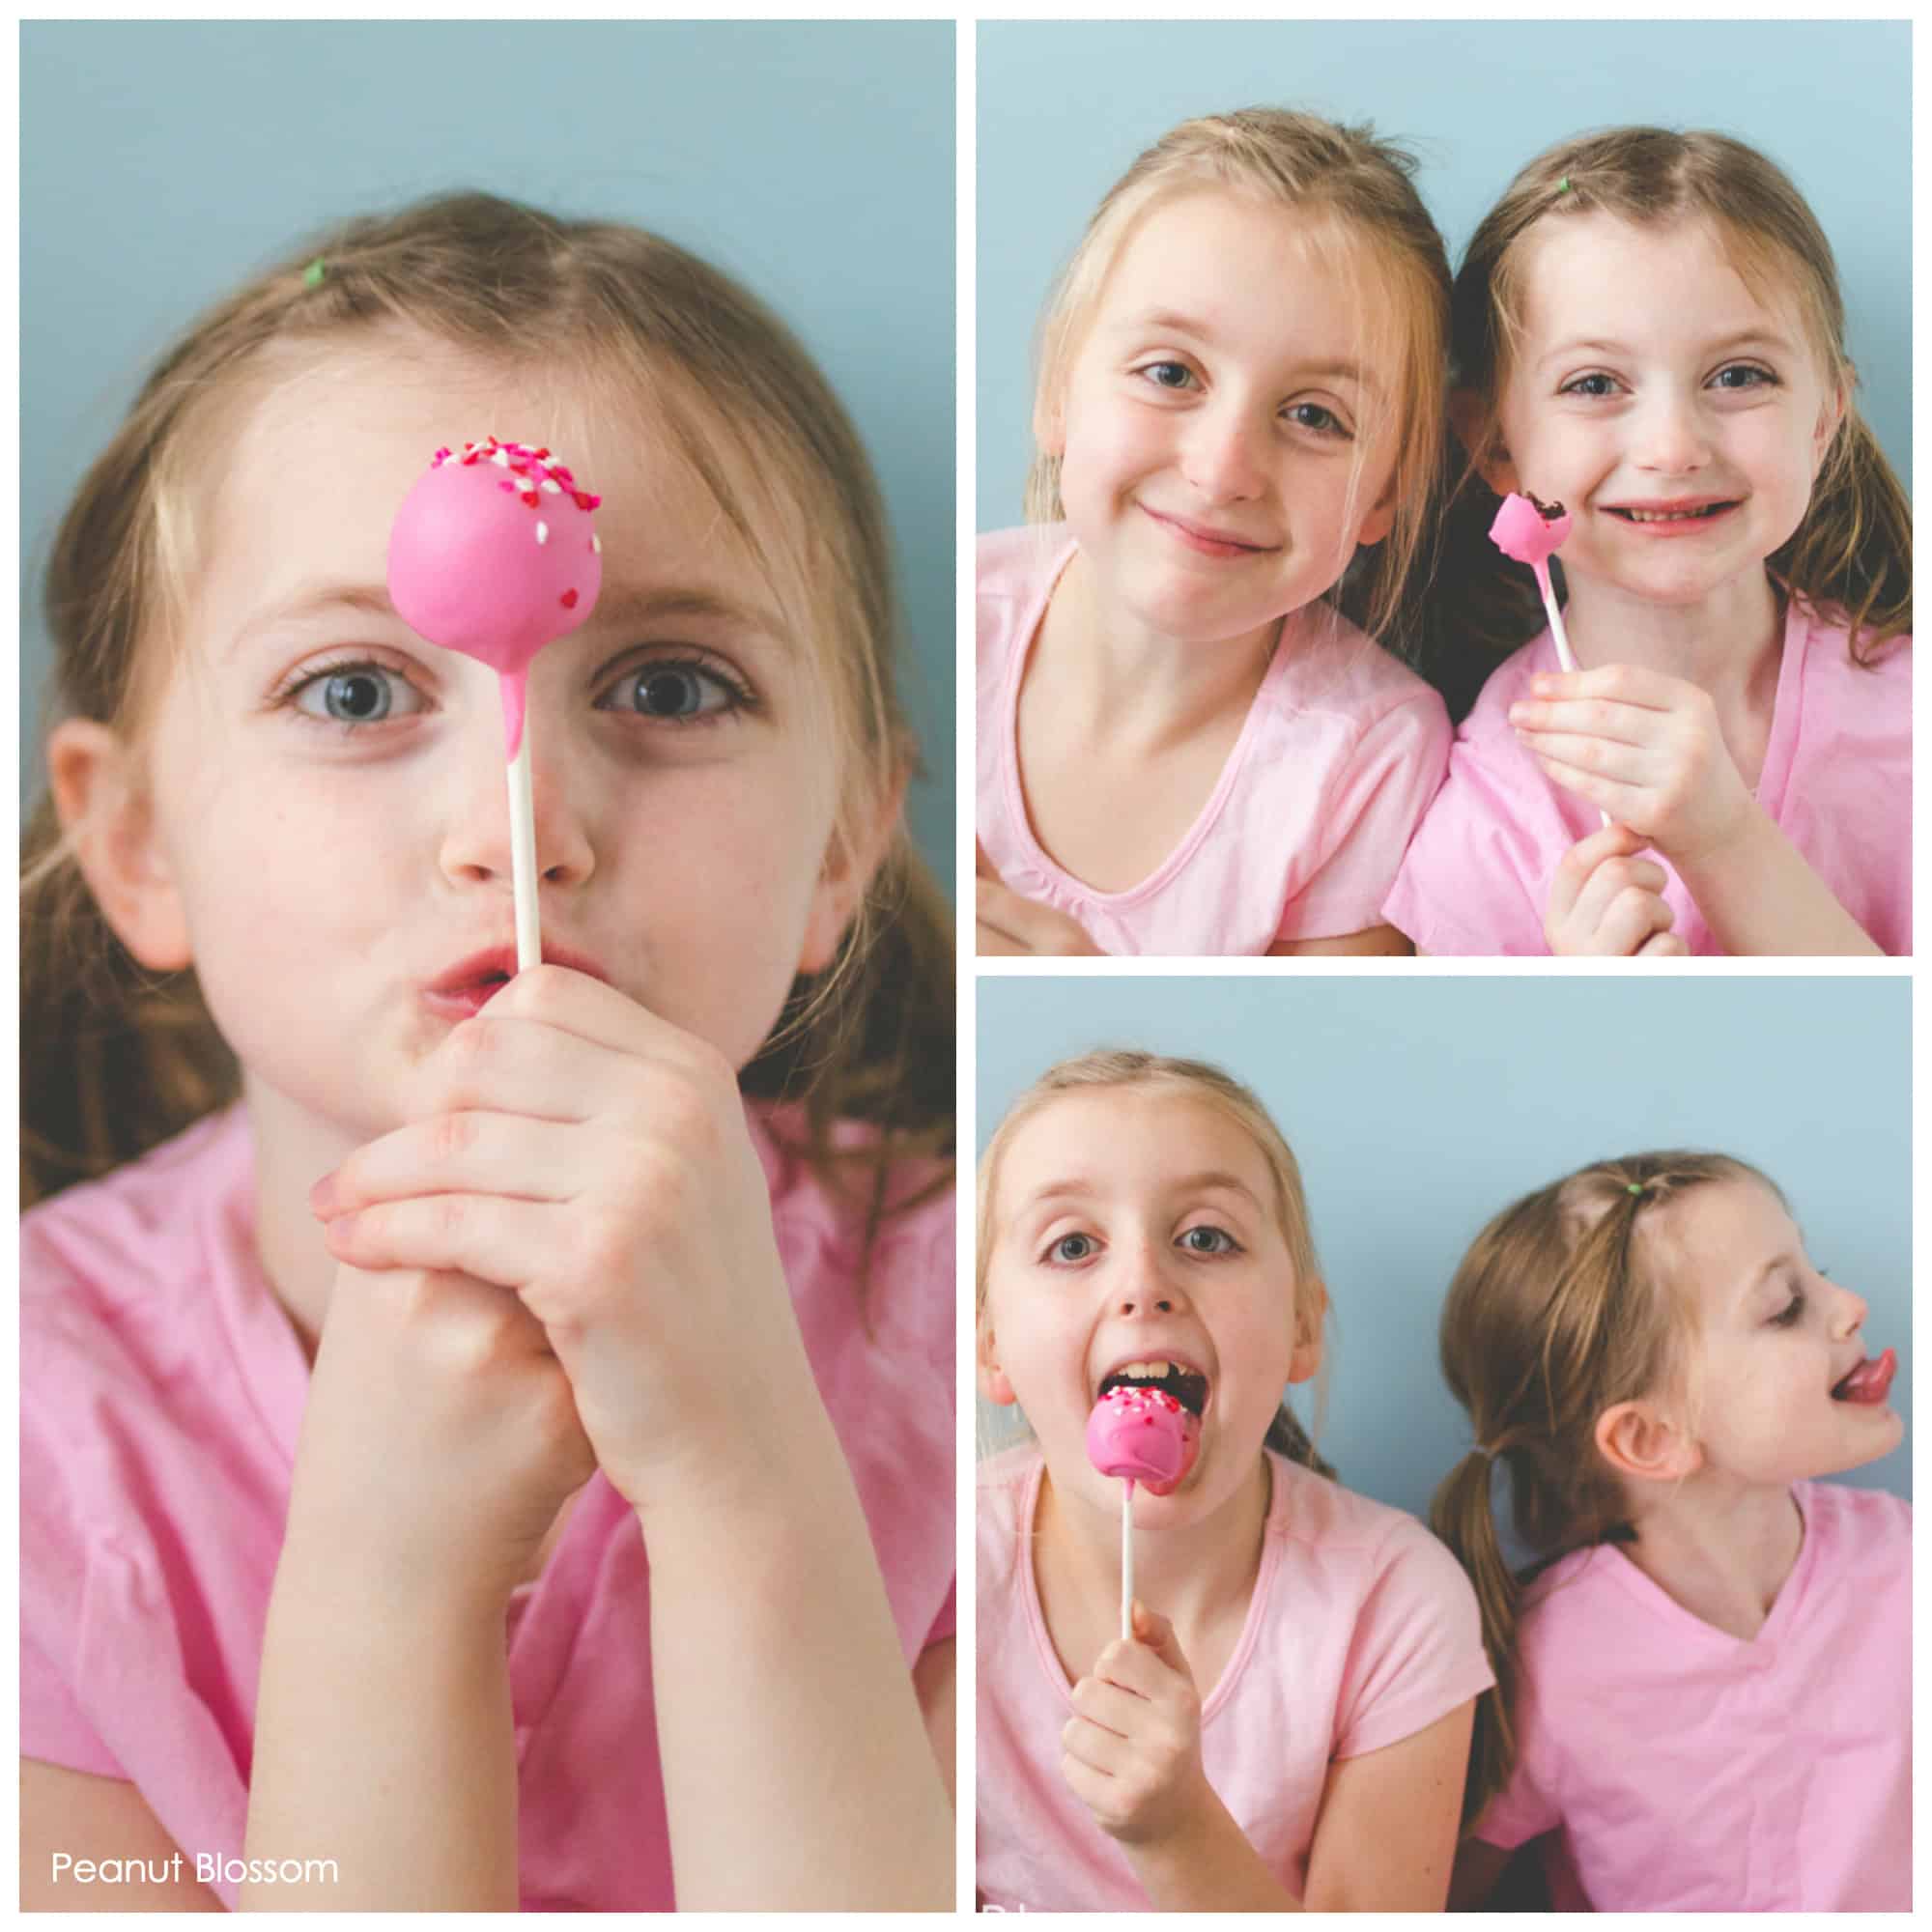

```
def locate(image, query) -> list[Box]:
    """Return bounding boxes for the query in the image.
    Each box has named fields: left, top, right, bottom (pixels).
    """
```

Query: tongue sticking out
left=1085, top=1385, right=1201, bottom=1495
left=1833, top=1347, right=1897, bottom=1406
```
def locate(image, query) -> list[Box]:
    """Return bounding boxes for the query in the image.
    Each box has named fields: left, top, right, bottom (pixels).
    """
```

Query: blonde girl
left=1432, top=1152, right=1908, bottom=1909
left=20, top=192, right=954, bottom=1910
left=977, top=1050, right=1492, bottom=1910
left=976, top=109, right=1456, bottom=957
left=1388, top=128, right=1912, bottom=955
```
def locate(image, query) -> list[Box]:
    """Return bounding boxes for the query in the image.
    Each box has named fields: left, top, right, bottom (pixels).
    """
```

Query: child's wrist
left=1665, top=794, right=1767, bottom=877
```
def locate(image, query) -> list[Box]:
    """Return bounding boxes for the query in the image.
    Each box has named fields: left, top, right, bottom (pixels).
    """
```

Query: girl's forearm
left=242, top=1543, right=517, bottom=1910
left=641, top=1426, right=952, bottom=1910
left=1677, top=809, right=1884, bottom=955
left=1123, top=1790, right=1303, bottom=1912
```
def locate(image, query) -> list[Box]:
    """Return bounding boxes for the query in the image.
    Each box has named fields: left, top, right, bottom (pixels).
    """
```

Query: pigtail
left=1429, top=1448, right=1522, bottom=1826
left=1772, top=409, right=1913, bottom=663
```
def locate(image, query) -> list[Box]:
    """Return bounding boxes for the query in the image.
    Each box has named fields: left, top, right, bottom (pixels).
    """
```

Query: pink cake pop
left=387, top=437, right=604, bottom=757
left=388, top=437, right=604, bottom=974
left=1088, top=1383, right=1202, bottom=1641
left=1085, top=1384, right=1198, bottom=1495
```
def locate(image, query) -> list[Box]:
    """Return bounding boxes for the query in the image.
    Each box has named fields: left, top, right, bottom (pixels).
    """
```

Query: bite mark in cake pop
left=1489, top=491, right=1573, bottom=568
left=387, top=437, right=604, bottom=755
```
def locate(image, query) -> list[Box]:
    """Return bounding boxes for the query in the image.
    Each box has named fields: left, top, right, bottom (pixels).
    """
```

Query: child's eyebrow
left=591, top=584, right=786, bottom=645
left=1739, top=1250, right=1802, bottom=1308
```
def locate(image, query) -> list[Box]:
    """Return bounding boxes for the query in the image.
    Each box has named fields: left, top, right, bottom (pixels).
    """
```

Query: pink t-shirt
left=1384, top=602, right=1912, bottom=955
left=21, top=1103, right=954, bottom=1910
left=1478, top=1480, right=1911, bottom=1910
left=976, top=1446, right=1493, bottom=1911
left=978, top=526, right=1451, bottom=955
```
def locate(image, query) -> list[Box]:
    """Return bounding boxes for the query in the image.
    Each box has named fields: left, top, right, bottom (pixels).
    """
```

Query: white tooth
left=1153, top=1361, right=1175, bottom=1378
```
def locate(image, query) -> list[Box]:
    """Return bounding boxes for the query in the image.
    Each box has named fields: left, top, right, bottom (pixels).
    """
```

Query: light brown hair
left=1438, top=127, right=1911, bottom=676
left=1025, top=107, right=1454, bottom=660
left=1429, top=1150, right=1774, bottom=1828
left=22, top=191, right=952, bottom=1236
left=977, top=1048, right=1333, bottom=1476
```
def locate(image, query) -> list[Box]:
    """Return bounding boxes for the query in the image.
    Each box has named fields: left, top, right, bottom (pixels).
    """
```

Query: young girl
left=1432, top=1151, right=1909, bottom=1909
left=1387, top=128, right=1912, bottom=956
left=976, top=109, right=1456, bottom=958
left=19, top=192, right=955, bottom=1911
left=976, top=1050, right=1492, bottom=1910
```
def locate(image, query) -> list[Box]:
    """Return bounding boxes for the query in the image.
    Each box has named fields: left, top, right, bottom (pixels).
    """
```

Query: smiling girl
left=1387, top=128, right=1912, bottom=955
left=20, top=193, right=954, bottom=1910
left=976, top=109, right=1455, bottom=957
left=976, top=1052, right=1492, bottom=1909
left=1431, top=1152, right=1908, bottom=1908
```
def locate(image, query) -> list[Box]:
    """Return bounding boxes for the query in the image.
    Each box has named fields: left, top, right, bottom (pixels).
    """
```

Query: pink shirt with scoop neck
left=1476, top=1480, right=1910, bottom=1910
left=1384, top=602, right=1912, bottom=955
left=976, top=1445, right=1493, bottom=1911
left=978, top=526, right=1451, bottom=955
left=21, top=1103, right=954, bottom=1910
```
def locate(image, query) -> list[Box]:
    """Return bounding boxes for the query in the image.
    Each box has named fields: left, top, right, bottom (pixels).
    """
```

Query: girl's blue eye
left=291, top=663, right=420, bottom=724
left=1140, top=361, right=1194, bottom=390
left=1284, top=402, right=1347, bottom=437
left=1049, top=1233, right=1097, bottom=1264
left=1712, top=363, right=1776, bottom=390
left=1178, top=1225, right=1236, bottom=1255
left=1561, top=372, right=1619, bottom=398
left=601, top=660, right=743, bottom=722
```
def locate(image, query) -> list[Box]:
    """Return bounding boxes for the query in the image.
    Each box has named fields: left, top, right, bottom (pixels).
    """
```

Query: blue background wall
left=21, top=20, right=956, bottom=887
left=978, top=18, right=1911, bottom=532
left=977, top=975, right=1912, bottom=1520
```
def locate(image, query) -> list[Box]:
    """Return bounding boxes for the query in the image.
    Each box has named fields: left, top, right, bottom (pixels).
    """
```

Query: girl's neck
left=1038, top=548, right=1279, bottom=750
left=1031, top=1452, right=1272, bottom=1680
left=1561, top=565, right=1784, bottom=712
left=1617, top=1472, right=1805, bottom=1641
left=244, top=1076, right=364, bottom=1364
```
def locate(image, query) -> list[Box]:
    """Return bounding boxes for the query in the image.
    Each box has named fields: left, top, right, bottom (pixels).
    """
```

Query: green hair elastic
left=1556, top=177, right=1573, bottom=196
left=1627, top=1181, right=1645, bottom=1196
left=302, top=258, right=327, bottom=288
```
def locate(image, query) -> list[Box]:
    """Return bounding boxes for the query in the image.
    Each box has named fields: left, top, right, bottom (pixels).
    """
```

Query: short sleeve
left=1333, top=1519, right=1495, bottom=1761
left=1276, top=692, right=1451, bottom=942
left=1471, top=1713, right=1563, bottom=1849
left=21, top=1625, right=125, bottom=1778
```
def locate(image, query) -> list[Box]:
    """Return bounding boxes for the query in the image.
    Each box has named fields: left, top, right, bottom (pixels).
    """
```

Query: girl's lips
left=1141, top=503, right=1275, bottom=560
left=423, top=944, right=609, bottom=1018
left=1601, top=499, right=1741, bottom=539
left=1832, top=1347, right=1897, bottom=1406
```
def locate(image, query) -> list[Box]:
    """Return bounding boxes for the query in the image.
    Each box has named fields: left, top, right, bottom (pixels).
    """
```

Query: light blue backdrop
left=977, top=976, right=1911, bottom=1522
left=20, top=20, right=955, bottom=888
left=978, top=18, right=1912, bottom=531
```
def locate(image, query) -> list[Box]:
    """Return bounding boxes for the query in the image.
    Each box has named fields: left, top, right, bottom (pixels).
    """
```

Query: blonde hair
left=23, top=190, right=952, bottom=1228
left=1025, top=107, right=1454, bottom=659
left=1429, top=1150, right=1775, bottom=1828
left=977, top=1048, right=1333, bottom=1476
left=1440, top=127, right=1912, bottom=671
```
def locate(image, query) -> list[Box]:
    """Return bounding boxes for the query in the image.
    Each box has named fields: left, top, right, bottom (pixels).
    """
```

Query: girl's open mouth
left=1605, top=500, right=1739, bottom=532
left=1096, top=1360, right=1209, bottom=1417
left=1832, top=1348, right=1896, bottom=1406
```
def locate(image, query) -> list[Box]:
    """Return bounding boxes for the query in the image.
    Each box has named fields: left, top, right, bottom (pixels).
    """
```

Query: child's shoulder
left=1273, top=602, right=1452, bottom=731
left=22, top=1106, right=251, bottom=1331
left=1267, top=1456, right=1471, bottom=1597
left=1796, top=1476, right=1911, bottom=1564
left=974, top=1442, right=1041, bottom=1586
left=978, top=523, right=1071, bottom=598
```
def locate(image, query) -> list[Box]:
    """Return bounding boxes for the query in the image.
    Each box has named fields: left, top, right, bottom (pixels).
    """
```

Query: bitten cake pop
left=1489, top=491, right=1606, bottom=827
left=1087, top=1383, right=1201, bottom=1638
left=388, top=438, right=604, bottom=972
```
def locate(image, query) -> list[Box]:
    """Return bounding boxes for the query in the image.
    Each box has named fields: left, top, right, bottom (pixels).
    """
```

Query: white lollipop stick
left=1534, top=565, right=1610, bottom=831
left=506, top=713, right=540, bottom=973
left=1121, top=1479, right=1135, bottom=1640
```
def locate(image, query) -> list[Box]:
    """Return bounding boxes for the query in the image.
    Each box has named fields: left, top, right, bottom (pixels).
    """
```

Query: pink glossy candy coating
left=387, top=438, right=604, bottom=754
left=1489, top=492, right=1572, bottom=568
left=1085, top=1385, right=1198, bottom=1494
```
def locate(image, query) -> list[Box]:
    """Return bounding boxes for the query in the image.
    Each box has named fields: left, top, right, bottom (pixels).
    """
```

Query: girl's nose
left=1181, top=403, right=1265, bottom=503
left=1829, top=1279, right=1870, bottom=1340
left=438, top=724, right=595, bottom=895
left=1633, top=391, right=1712, bottom=475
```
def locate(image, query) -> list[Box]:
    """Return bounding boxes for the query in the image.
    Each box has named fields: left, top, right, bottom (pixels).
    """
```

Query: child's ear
left=795, top=760, right=907, bottom=978
left=1594, top=1398, right=1701, bottom=1487
left=1287, top=1279, right=1327, bottom=1385
left=1032, top=382, right=1066, bottom=460
left=1448, top=387, right=1520, bottom=498
left=47, top=719, right=192, bottom=972
left=977, top=1321, right=1017, bottom=1406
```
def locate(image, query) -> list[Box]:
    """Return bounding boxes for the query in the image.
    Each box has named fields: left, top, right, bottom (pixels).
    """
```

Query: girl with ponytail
left=1432, top=1151, right=1908, bottom=1909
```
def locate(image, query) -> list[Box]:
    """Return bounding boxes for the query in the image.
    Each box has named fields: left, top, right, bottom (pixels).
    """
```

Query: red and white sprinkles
left=430, top=437, right=603, bottom=599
